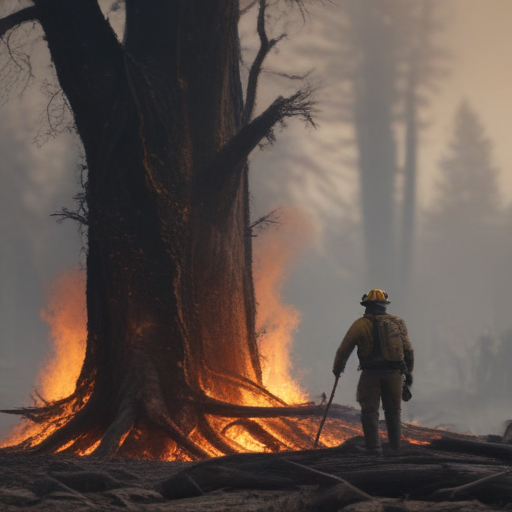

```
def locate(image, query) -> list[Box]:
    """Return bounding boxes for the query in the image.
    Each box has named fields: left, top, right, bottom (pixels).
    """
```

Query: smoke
left=1, top=0, right=512, bottom=441
left=246, top=0, right=512, bottom=436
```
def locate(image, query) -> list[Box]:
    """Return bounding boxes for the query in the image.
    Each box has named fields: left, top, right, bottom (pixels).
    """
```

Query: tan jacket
left=333, top=314, right=414, bottom=375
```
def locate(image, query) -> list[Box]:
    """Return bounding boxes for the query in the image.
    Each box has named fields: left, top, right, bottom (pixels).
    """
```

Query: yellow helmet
left=360, top=288, right=390, bottom=305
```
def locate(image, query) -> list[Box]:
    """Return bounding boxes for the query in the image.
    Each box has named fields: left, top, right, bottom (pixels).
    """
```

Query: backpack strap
left=370, top=315, right=383, bottom=360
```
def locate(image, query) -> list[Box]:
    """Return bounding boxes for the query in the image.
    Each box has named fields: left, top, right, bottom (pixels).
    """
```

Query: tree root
left=2, top=360, right=336, bottom=458
left=222, top=419, right=291, bottom=452
left=205, top=369, right=287, bottom=406
left=197, top=416, right=239, bottom=456
left=201, top=395, right=325, bottom=419
left=92, top=401, right=136, bottom=458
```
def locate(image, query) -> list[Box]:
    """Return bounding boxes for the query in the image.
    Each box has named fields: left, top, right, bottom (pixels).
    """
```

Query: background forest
left=0, top=0, right=511, bottom=438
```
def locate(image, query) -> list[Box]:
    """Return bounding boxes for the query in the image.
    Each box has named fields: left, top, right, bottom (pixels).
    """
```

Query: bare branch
left=232, top=87, right=315, bottom=164
left=51, top=208, right=89, bottom=226
left=240, top=0, right=258, bottom=16
left=0, top=8, right=38, bottom=104
left=200, top=87, right=315, bottom=208
left=200, top=86, right=315, bottom=211
left=0, top=6, right=37, bottom=40
left=249, top=208, right=281, bottom=235
left=265, top=68, right=312, bottom=81
left=242, top=0, right=287, bottom=125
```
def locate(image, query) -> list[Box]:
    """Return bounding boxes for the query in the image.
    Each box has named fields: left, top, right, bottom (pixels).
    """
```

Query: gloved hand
left=332, top=364, right=345, bottom=378
left=405, top=372, right=413, bottom=386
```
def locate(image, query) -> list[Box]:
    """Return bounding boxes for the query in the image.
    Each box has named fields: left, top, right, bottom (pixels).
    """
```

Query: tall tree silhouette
left=0, top=0, right=318, bottom=459
left=400, top=0, right=447, bottom=294
left=422, top=100, right=502, bottom=348
left=338, top=0, right=445, bottom=296
left=429, top=100, right=500, bottom=231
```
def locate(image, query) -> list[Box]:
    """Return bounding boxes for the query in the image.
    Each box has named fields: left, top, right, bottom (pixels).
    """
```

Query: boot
left=360, top=412, right=382, bottom=455
left=385, top=410, right=402, bottom=451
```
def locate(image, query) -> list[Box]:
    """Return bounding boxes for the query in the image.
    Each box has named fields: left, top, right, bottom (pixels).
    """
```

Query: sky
left=422, top=0, right=512, bottom=206
left=0, top=0, right=512, bottom=439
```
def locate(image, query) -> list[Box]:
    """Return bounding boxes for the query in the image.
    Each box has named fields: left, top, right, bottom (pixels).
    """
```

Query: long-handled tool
left=313, top=374, right=339, bottom=448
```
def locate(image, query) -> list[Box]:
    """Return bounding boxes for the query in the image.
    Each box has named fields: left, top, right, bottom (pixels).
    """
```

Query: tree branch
left=0, top=6, right=37, bottom=40
left=240, top=0, right=258, bottom=16
left=200, top=87, right=315, bottom=210
left=218, top=87, right=315, bottom=174
left=51, top=208, right=89, bottom=226
left=33, top=0, right=125, bottom=138
left=201, top=395, right=338, bottom=420
left=243, top=0, right=286, bottom=125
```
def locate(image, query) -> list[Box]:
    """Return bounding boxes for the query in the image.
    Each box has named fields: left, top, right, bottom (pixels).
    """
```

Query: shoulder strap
left=370, top=316, right=383, bottom=359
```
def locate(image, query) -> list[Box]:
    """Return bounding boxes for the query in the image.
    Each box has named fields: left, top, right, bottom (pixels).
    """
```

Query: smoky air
left=0, top=0, right=511, bottom=443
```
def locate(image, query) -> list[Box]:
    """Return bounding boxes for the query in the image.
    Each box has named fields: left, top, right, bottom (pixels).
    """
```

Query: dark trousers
left=356, top=369, right=402, bottom=414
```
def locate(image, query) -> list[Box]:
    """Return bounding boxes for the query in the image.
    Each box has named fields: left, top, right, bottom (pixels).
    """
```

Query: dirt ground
left=0, top=440, right=510, bottom=512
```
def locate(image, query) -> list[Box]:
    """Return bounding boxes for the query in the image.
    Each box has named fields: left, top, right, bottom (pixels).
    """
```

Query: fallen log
left=155, top=440, right=512, bottom=505
left=157, top=464, right=295, bottom=499
left=281, top=458, right=374, bottom=501
left=430, top=436, right=512, bottom=461
left=433, top=468, right=512, bottom=499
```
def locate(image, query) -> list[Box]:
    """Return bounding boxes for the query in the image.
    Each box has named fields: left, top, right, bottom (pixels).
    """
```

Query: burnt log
left=157, top=464, right=294, bottom=499
left=430, top=436, right=512, bottom=461
left=156, top=440, right=512, bottom=505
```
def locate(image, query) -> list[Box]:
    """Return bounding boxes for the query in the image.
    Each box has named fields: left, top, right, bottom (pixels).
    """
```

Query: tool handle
left=314, top=374, right=339, bottom=448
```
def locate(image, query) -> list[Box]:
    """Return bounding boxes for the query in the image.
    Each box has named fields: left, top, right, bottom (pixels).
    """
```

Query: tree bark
left=2, top=0, right=314, bottom=459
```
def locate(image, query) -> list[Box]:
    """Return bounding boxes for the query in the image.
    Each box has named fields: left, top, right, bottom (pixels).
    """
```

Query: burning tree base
left=0, top=397, right=474, bottom=462
left=1, top=392, right=333, bottom=460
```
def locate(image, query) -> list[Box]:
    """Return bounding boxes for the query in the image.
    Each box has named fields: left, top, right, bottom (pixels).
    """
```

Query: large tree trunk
left=2, top=0, right=315, bottom=460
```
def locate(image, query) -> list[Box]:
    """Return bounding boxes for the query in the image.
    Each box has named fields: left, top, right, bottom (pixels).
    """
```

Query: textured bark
left=1, top=0, right=314, bottom=459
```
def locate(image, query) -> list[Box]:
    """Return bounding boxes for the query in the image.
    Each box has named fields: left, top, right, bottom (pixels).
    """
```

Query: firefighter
left=333, top=289, right=414, bottom=455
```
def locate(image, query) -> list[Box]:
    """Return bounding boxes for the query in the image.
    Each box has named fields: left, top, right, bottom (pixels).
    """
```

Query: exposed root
left=57, top=428, right=103, bottom=455
left=201, top=395, right=325, bottom=419
left=197, top=416, right=239, bottom=456
left=92, top=401, right=136, bottom=458
left=28, top=397, right=98, bottom=454
left=206, top=369, right=287, bottom=406
left=222, top=419, right=291, bottom=452
left=154, top=413, right=210, bottom=460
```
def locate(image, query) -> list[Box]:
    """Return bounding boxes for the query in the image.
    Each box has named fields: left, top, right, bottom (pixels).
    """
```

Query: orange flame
left=0, top=267, right=87, bottom=448
left=0, top=234, right=443, bottom=455
left=38, top=267, right=87, bottom=401
left=253, top=206, right=315, bottom=405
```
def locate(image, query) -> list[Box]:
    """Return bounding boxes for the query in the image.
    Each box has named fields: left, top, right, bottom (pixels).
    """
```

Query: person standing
left=333, top=289, right=414, bottom=454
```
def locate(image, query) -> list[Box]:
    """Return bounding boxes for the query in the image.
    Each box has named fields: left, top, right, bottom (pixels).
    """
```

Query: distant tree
left=429, top=100, right=501, bottom=232
left=421, top=100, right=502, bottom=356
left=0, top=0, right=317, bottom=459
left=400, top=0, right=447, bottom=292
left=338, top=0, right=445, bottom=295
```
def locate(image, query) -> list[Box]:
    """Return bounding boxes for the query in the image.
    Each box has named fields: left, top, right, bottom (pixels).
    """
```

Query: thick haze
left=1, top=0, right=511, bottom=438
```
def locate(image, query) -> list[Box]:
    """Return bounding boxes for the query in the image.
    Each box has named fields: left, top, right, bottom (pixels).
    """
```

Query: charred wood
left=430, top=436, right=512, bottom=461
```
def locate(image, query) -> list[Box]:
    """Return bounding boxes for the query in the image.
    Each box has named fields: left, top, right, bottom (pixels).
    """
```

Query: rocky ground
left=0, top=434, right=511, bottom=512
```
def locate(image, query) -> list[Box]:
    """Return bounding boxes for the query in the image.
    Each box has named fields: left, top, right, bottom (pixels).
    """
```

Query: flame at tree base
left=0, top=207, right=443, bottom=458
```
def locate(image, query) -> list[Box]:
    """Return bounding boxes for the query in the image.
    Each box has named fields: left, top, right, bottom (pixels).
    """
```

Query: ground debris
left=343, top=498, right=498, bottom=512
left=0, top=434, right=511, bottom=511
left=0, top=487, right=40, bottom=506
